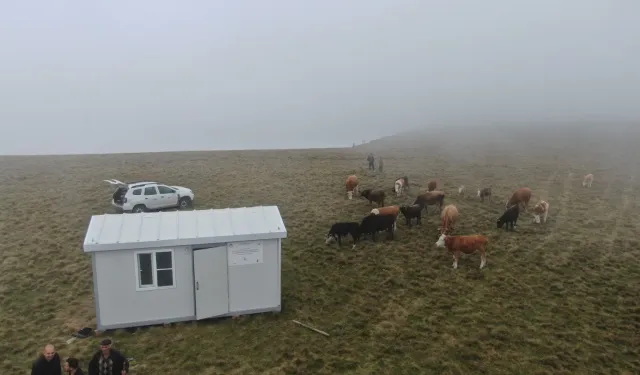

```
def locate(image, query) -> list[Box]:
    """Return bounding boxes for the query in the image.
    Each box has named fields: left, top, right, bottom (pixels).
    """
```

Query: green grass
left=1, top=127, right=639, bottom=374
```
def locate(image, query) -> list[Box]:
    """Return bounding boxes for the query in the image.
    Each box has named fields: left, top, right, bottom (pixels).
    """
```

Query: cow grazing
left=440, top=204, right=459, bottom=234
left=477, top=187, right=492, bottom=203
left=393, top=176, right=409, bottom=196
left=427, top=180, right=438, bottom=191
left=413, top=190, right=445, bottom=213
left=435, top=234, right=489, bottom=269
left=346, top=175, right=359, bottom=200
left=505, top=187, right=532, bottom=211
left=325, top=222, right=361, bottom=249
left=583, top=173, right=594, bottom=187
left=360, top=189, right=386, bottom=206
left=359, top=213, right=396, bottom=242
left=532, top=200, right=549, bottom=224
left=399, top=204, right=422, bottom=226
left=497, top=204, right=520, bottom=231
left=458, top=185, right=465, bottom=196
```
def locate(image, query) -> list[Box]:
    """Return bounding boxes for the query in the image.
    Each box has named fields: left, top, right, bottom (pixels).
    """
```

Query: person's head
left=43, top=344, right=56, bottom=361
left=64, top=358, right=79, bottom=372
left=100, top=339, right=112, bottom=355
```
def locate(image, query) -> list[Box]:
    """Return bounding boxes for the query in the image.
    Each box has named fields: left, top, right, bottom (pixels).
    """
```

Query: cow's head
left=325, top=233, right=337, bottom=245
left=496, top=217, right=505, bottom=228
left=399, top=205, right=408, bottom=215
left=435, top=233, right=447, bottom=247
left=360, top=189, right=371, bottom=198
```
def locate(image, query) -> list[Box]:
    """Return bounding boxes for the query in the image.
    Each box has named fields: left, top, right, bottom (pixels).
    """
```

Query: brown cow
left=477, top=187, right=492, bottom=203
left=532, top=200, right=549, bottom=224
left=505, top=187, right=532, bottom=212
left=346, top=175, right=359, bottom=200
left=371, top=205, right=400, bottom=231
left=413, top=190, right=445, bottom=213
left=427, top=180, right=438, bottom=191
left=435, top=234, right=489, bottom=269
left=439, top=204, right=459, bottom=234
left=371, top=205, right=400, bottom=218
left=360, top=189, right=385, bottom=207
left=583, top=173, right=593, bottom=188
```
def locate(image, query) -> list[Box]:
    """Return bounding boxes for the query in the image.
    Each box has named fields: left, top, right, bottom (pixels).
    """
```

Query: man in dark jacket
left=87, top=339, right=129, bottom=375
left=31, top=344, right=62, bottom=375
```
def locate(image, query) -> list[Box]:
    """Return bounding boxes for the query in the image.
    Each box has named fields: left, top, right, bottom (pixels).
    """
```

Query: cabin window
left=134, top=249, right=175, bottom=291
left=132, top=189, right=142, bottom=196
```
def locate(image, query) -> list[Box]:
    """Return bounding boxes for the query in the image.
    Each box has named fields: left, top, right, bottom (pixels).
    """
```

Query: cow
left=393, top=176, right=409, bottom=196
left=413, top=190, right=445, bottom=213
left=583, top=173, right=594, bottom=187
left=359, top=213, right=396, bottom=242
left=325, top=222, right=361, bottom=249
left=477, top=187, right=492, bottom=203
left=505, top=187, right=532, bottom=212
left=439, top=204, right=459, bottom=234
left=399, top=204, right=422, bottom=226
left=360, top=189, right=386, bottom=207
left=435, top=234, right=489, bottom=269
left=458, top=185, right=465, bottom=196
left=371, top=205, right=400, bottom=231
left=427, top=180, right=438, bottom=191
left=346, top=175, right=359, bottom=200
left=532, top=200, right=549, bottom=224
left=497, top=204, right=519, bottom=231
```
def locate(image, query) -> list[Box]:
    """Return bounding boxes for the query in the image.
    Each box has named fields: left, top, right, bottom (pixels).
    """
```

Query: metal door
left=193, top=247, right=229, bottom=319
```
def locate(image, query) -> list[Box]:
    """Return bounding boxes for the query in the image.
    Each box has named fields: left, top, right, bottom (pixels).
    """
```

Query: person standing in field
left=367, top=153, right=375, bottom=170
left=87, top=339, right=129, bottom=375
left=64, top=358, right=85, bottom=375
left=31, top=344, right=62, bottom=375
left=378, top=157, right=384, bottom=172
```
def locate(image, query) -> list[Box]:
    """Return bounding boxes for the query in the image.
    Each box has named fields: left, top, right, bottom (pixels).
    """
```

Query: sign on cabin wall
left=227, top=240, right=264, bottom=266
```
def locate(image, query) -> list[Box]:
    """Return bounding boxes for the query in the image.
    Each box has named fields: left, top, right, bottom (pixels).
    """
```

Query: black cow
left=399, top=204, right=422, bottom=226
left=497, top=204, right=519, bottom=231
left=325, top=222, right=361, bottom=248
left=359, top=213, right=396, bottom=241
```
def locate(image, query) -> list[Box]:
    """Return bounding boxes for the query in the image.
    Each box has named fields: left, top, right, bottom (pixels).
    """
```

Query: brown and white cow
left=393, top=176, right=409, bottom=197
left=532, top=200, right=549, bottom=224
left=583, top=173, right=594, bottom=188
left=346, top=175, right=359, bottom=200
left=506, top=187, right=532, bottom=212
left=477, top=187, right=492, bottom=203
left=435, top=234, right=489, bottom=269
left=439, top=204, right=459, bottom=234
left=458, top=185, right=465, bottom=196
left=371, top=205, right=400, bottom=231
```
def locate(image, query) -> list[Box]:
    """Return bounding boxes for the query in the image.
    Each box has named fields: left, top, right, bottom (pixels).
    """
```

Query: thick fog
left=1, top=0, right=639, bottom=155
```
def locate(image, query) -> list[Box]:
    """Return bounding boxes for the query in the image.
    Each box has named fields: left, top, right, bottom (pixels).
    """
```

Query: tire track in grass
left=600, top=172, right=635, bottom=265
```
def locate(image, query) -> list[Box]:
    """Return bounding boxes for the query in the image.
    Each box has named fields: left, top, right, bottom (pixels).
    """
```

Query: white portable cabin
left=82, top=206, right=287, bottom=331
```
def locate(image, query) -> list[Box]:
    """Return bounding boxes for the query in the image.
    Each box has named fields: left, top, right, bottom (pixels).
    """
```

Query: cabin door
left=193, top=246, right=229, bottom=320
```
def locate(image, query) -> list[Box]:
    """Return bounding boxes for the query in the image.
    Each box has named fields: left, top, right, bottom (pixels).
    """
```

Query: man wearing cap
left=31, top=344, right=62, bottom=375
left=87, top=339, right=129, bottom=375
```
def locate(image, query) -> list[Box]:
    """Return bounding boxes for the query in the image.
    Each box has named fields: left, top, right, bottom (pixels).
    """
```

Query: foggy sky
left=1, top=1, right=639, bottom=155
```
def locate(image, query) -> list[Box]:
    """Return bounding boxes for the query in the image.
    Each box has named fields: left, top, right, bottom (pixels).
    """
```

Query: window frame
left=157, top=185, right=176, bottom=194
left=132, top=188, right=142, bottom=196
left=133, top=249, right=177, bottom=292
left=144, top=186, right=158, bottom=195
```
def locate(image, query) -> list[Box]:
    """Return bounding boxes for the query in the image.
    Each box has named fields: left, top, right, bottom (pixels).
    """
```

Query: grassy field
left=1, top=125, right=639, bottom=374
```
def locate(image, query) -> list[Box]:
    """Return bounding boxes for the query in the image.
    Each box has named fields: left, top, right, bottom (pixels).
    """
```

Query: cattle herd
left=326, top=171, right=596, bottom=269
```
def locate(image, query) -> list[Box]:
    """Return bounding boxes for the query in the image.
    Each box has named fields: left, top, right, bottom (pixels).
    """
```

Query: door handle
left=196, top=281, right=199, bottom=290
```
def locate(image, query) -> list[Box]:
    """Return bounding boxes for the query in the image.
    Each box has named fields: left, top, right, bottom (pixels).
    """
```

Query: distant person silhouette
left=378, top=157, right=384, bottom=172
left=367, top=153, right=375, bottom=170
